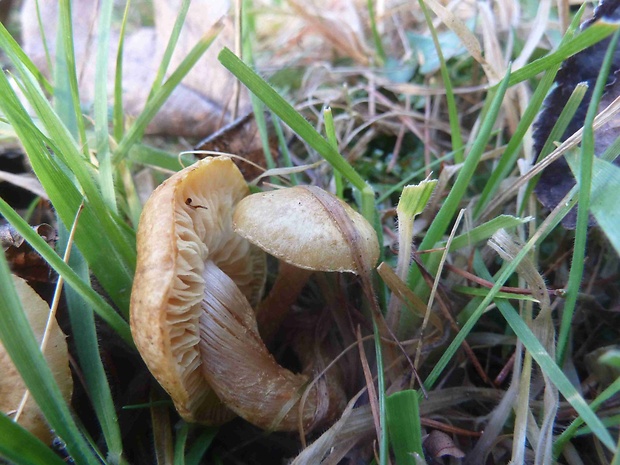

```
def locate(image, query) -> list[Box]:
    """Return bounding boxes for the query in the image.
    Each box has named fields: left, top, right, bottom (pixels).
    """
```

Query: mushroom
left=193, top=185, right=379, bottom=431
left=130, top=156, right=266, bottom=424
left=0, top=275, right=73, bottom=443
left=233, top=185, right=379, bottom=273
left=233, top=185, right=380, bottom=341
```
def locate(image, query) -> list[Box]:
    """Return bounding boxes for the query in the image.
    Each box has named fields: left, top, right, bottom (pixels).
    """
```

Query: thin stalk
left=367, top=0, right=386, bottom=65
left=416, top=0, right=463, bottom=160
left=94, top=0, right=117, bottom=214
left=324, top=107, right=344, bottom=198
left=557, top=29, right=620, bottom=367
left=272, top=114, right=300, bottom=185
left=113, top=0, right=131, bottom=141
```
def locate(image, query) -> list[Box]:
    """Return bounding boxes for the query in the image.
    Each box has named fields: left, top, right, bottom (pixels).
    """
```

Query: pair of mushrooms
left=130, top=156, right=379, bottom=432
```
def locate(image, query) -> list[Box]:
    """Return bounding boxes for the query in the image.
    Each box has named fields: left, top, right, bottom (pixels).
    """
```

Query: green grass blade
left=218, top=47, right=369, bottom=194
left=367, top=0, right=386, bottom=64
left=56, top=0, right=88, bottom=156
left=58, top=229, right=124, bottom=463
left=442, top=215, right=532, bottom=251
left=0, top=254, right=101, bottom=465
left=553, top=376, right=620, bottom=458
left=147, top=0, right=191, bottom=98
left=416, top=0, right=463, bottom=160
left=386, top=390, right=423, bottom=465
left=184, top=428, right=217, bottom=465
left=557, top=29, right=620, bottom=367
left=0, top=413, right=68, bottom=465
left=129, top=144, right=196, bottom=171
left=173, top=424, right=189, bottom=465
left=507, top=21, right=619, bottom=87
left=494, top=298, right=615, bottom=451
left=94, top=0, right=118, bottom=214
left=113, top=0, right=131, bottom=141
left=0, top=23, right=52, bottom=94
left=113, top=23, right=223, bottom=164
left=0, top=198, right=133, bottom=345
left=324, top=107, right=344, bottom=197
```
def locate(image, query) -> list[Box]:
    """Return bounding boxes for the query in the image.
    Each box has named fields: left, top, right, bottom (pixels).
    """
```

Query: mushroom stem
left=198, top=260, right=343, bottom=432
left=256, top=261, right=313, bottom=345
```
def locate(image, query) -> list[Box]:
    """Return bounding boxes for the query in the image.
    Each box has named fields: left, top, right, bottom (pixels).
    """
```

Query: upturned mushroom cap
left=0, top=275, right=72, bottom=444
left=232, top=185, right=379, bottom=273
left=130, top=156, right=266, bottom=424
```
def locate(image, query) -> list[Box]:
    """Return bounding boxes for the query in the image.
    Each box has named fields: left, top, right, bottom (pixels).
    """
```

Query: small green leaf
left=0, top=413, right=68, bottom=465
left=386, top=390, right=423, bottom=465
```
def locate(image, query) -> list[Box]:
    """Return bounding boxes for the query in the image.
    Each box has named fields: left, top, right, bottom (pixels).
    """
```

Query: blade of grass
left=113, top=21, right=223, bottom=164
left=147, top=0, right=191, bottom=99
left=173, top=423, right=189, bottom=465
left=0, top=23, right=51, bottom=94
left=184, top=428, right=217, bottom=465
left=0, top=253, right=101, bottom=465
left=507, top=20, right=619, bottom=87
left=441, top=214, right=533, bottom=251
left=494, top=298, right=614, bottom=451
left=416, top=0, right=463, bottom=160
left=324, top=107, right=344, bottom=197
left=473, top=4, right=585, bottom=218
left=557, top=28, right=620, bottom=367
left=94, top=0, right=118, bottom=214
left=367, top=0, right=386, bottom=64
left=386, top=390, right=423, bottom=465
left=56, top=0, right=89, bottom=157
left=113, top=0, right=131, bottom=141
left=0, top=413, right=68, bottom=465
left=553, top=376, right=620, bottom=458
left=58, top=227, right=125, bottom=464
left=240, top=11, right=278, bottom=174
left=129, top=144, right=196, bottom=171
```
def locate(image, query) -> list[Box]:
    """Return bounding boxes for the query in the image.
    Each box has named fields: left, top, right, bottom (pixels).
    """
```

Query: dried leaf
left=533, top=0, right=620, bottom=228
left=2, top=223, right=56, bottom=283
left=424, top=430, right=465, bottom=459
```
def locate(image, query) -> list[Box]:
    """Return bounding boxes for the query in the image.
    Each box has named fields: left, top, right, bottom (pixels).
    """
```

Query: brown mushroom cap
left=0, top=275, right=73, bottom=443
left=130, top=156, right=265, bottom=424
left=232, top=185, right=379, bottom=273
